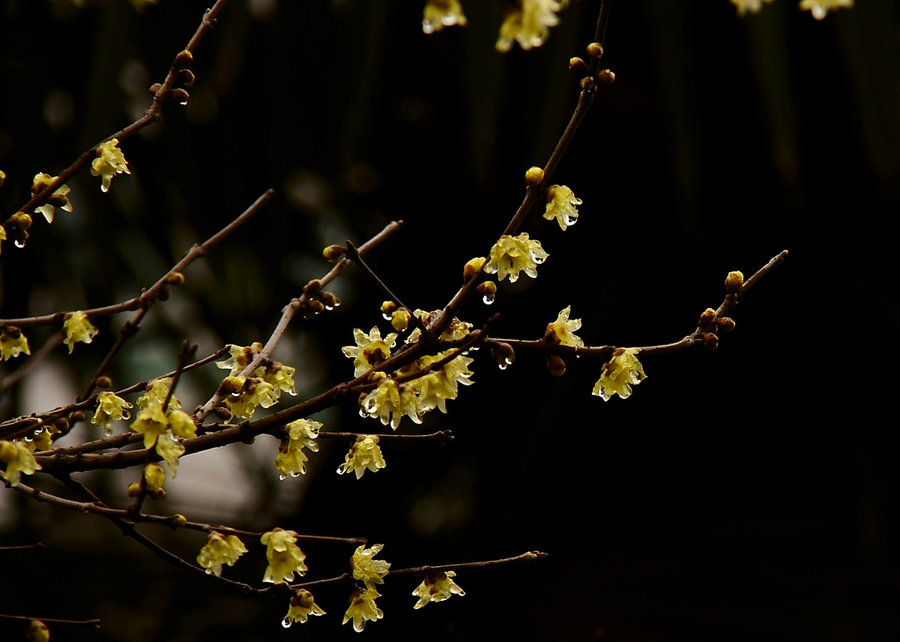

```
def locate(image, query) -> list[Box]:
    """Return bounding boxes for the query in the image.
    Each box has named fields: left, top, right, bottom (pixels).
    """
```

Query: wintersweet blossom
left=496, top=0, right=567, bottom=52
left=412, top=571, right=466, bottom=609
left=592, top=348, right=647, bottom=400
left=31, top=173, right=73, bottom=223
left=423, top=0, right=467, bottom=33
left=143, top=463, right=166, bottom=493
left=261, top=528, right=307, bottom=584
left=338, top=435, right=387, bottom=479
left=799, top=0, right=852, bottom=19
left=275, top=418, right=321, bottom=478
left=283, top=589, right=326, bottom=626
left=343, top=586, right=383, bottom=632
left=216, top=342, right=263, bottom=376
left=90, top=138, right=131, bottom=192
left=342, top=327, right=398, bottom=377
left=90, top=391, right=133, bottom=436
left=196, top=531, right=248, bottom=576
left=224, top=377, right=278, bottom=419
left=0, top=440, right=41, bottom=486
left=543, top=185, right=581, bottom=231
left=130, top=378, right=193, bottom=476
left=350, top=543, right=391, bottom=586
left=63, top=311, right=98, bottom=354
left=484, top=233, right=548, bottom=283
left=546, top=306, right=584, bottom=348
left=0, top=328, right=30, bottom=361
left=730, top=0, right=773, bottom=16
left=361, top=377, right=421, bottom=429
left=411, top=352, right=475, bottom=415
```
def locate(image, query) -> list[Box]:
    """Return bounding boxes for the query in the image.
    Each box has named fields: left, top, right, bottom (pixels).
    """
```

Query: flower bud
left=0, top=441, right=17, bottom=464
left=214, top=406, right=233, bottom=421
left=725, top=271, right=744, bottom=294
left=476, top=280, right=497, bottom=304
left=96, top=375, right=112, bottom=389
left=491, top=342, right=515, bottom=368
left=177, top=68, right=196, bottom=87
left=27, top=619, right=49, bottom=642
left=568, top=57, right=589, bottom=74
left=597, top=69, right=616, bottom=85
left=303, top=279, right=323, bottom=295
left=717, top=316, right=736, bottom=333
left=174, top=49, right=193, bottom=67
left=547, top=354, right=566, bottom=376
left=698, top=308, right=717, bottom=327
left=0, top=169, right=5, bottom=187
left=149, top=82, right=162, bottom=95
left=171, top=513, right=187, bottom=527
left=144, top=463, right=166, bottom=492
left=320, top=291, right=340, bottom=309
left=127, top=482, right=142, bottom=497
left=69, top=410, right=86, bottom=423
left=525, top=166, right=545, bottom=186
left=166, top=271, right=185, bottom=286
left=702, top=332, right=719, bottom=350
left=323, top=244, right=345, bottom=261
left=391, top=308, right=411, bottom=331
left=580, top=76, right=595, bottom=89
left=171, top=88, right=190, bottom=104
left=463, top=256, right=487, bottom=281
left=586, top=42, right=604, bottom=59
left=380, top=300, right=398, bottom=316
left=11, top=212, right=32, bottom=230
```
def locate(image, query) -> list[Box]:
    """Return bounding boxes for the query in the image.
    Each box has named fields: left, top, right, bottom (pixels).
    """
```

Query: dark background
left=1, top=0, right=899, bottom=640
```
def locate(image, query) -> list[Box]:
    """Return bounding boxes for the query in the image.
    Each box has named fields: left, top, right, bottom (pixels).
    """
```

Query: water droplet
left=15, top=239, right=26, bottom=249
left=23, top=435, right=33, bottom=442
left=282, top=618, right=292, bottom=629
left=359, top=408, right=368, bottom=418
left=332, top=301, right=341, bottom=309
left=422, top=22, right=435, bottom=34
left=564, top=215, right=578, bottom=226
left=482, top=293, right=495, bottom=305
left=382, top=312, right=392, bottom=321
left=508, top=273, right=519, bottom=284
left=325, top=305, right=334, bottom=311
left=498, top=363, right=507, bottom=371
left=532, top=253, right=545, bottom=264
left=291, top=472, right=300, bottom=478
left=179, top=100, right=188, bottom=106
left=279, top=474, right=286, bottom=481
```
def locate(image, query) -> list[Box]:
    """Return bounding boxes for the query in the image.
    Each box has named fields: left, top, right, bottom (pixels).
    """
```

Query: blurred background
left=1, top=0, right=899, bottom=640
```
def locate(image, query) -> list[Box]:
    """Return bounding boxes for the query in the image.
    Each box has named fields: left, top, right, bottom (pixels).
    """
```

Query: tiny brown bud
left=491, top=342, right=515, bottom=369
left=597, top=69, right=616, bottom=85
left=547, top=354, right=567, bottom=376
left=174, top=49, right=193, bottom=67
left=477, top=280, right=497, bottom=304
left=53, top=417, right=70, bottom=431
left=96, top=375, right=113, bottom=389
left=171, top=88, right=190, bottom=105
left=307, top=299, right=325, bottom=314
left=568, top=57, right=589, bottom=74
left=525, top=166, right=545, bottom=187
left=48, top=192, right=69, bottom=207
left=323, top=244, right=345, bottom=261
left=157, top=286, right=171, bottom=301
left=698, top=308, right=717, bottom=327
left=725, top=271, right=744, bottom=294
left=702, top=332, right=719, bottom=350
left=303, top=279, right=323, bottom=295
left=177, top=68, right=195, bottom=87
left=149, top=82, right=162, bottom=95
left=166, top=271, right=185, bottom=286
left=320, top=291, right=340, bottom=310
left=3, top=325, right=21, bottom=339
left=586, top=42, right=604, bottom=59
left=717, top=316, right=736, bottom=333
left=214, top=406, right=233, bottom=420
left=580, top=76, right=595, bottom=90
left=69, top=410, right=86, bottom=423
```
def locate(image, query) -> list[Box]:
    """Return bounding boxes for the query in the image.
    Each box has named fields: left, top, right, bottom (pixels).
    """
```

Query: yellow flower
left=0, top=327, right=30, bottom=361
left=196, top=531, right=248, bottom=576
left=423, top=0, right=467, bottom=33
left=484, top=233, right=548, bottom=283
left=131, top=378, right=190, bottom=476
left=275, top=418, right=321, bottom=478
left=361, top=377, right=421, bottom=429
left=90, top=391, right=133, bottom=436
left=216, top=342, right=263, bottom=376
left=592, top=348, right=647, bottom=401
left=168, top=408, right=197, bottom=440
left=31, top=173, right=73, bottom=223
left=799, top=0, right=852, bottom=19
left=156, top=431, right=186, bottom=476
left=543, top=185, right=581, bottom=231
left=0, top=224, right=5, bottom=253
left=546, top=306, right=584, bottom=348
left=90, top=138, right=131, bottom=192
left=730, top=0, right=774, bottom=16
left=283, top=589, right=326, bottom=626
left=342, top=586, right=383, bottom=632
left=262, top=363, right=296, bottom=397
left=131, top=404, right=169, bottom=448
left=224, top=378, right=278, bottom=419
left=496, top=0, right=567, bottom=52
left=338, top=435, right=387, bottom=479
left=143, top=463, right=166, bottom=492
left=350, top=543, right=391, bottom=586
left=27, top=620, right=50, bottom=642
left=261, top=528, right=307, bottom=584
left=63, top=311, right=98, bottom=354
left=0, top=440, right=41, bottom=486
left=342, top=327, right=398, bottom=377
left=412, top=570, right=465, bottom=609
left=411, top=352, right=475, bottom=415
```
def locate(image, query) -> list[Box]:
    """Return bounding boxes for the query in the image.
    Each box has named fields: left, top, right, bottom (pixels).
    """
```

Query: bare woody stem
left=5, top=0, right=230, bottom=224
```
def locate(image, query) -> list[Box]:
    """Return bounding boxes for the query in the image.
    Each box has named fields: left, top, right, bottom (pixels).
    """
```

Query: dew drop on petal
left=325, top=305, right=334, bottom=311
left=508, top=273, right=519, bottom=284
left=498, top=363, right=507, bottom=371
left=422, top=22, right=435, bottom=34
left=15, top=239, right=26, bottom=249
left=564, top=215, right=578, bottom=226
left=290, top=472, right=300, bottom=478
left=532, top=252, right=545, bottom=264
left=282, top=618, right=292, bottom=629
left=382, top=312, right=392, bottom=321
left=359, top=408, right=368, bottom=418
left=279, top=474, right=287, bottom=481
left=482, top=293, right=495, bottom=305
